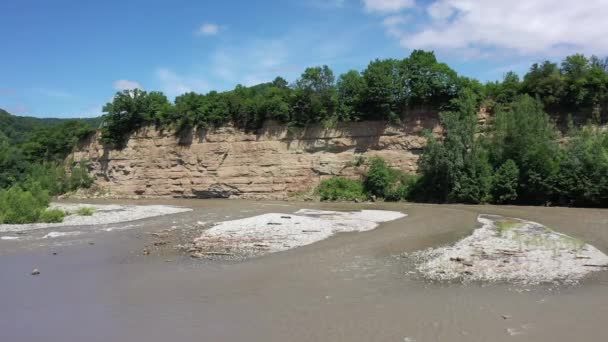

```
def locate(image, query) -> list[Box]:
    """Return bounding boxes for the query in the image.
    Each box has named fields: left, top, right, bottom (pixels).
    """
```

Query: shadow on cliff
left=270, top=112, right=439, bottom=155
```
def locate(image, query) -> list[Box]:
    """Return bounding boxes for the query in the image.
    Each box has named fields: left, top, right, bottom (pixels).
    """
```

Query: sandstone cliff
left=72, top=116, right=440, bottom=199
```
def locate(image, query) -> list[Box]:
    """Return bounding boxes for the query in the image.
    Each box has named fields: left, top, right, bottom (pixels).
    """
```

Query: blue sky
left=1, top=0, right=607, bottom=118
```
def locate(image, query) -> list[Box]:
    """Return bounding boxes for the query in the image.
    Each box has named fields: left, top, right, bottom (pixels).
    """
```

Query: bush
left=363, top=157, right=418, bottom=201
left=22, top=162, right=93, bottom=196
left=384, top=174, right=420, bottom=201
left=364, top=157, right=394, bottom=198
left=76, top=207, right=96, bottom=216
left=0, top=183, right=50, bottom=224
left=315, top=177, right=367, bottom=201
left=39, top=209, right=65, bottom=223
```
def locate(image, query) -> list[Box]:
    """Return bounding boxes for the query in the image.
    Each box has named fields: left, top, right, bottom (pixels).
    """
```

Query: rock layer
left=72, top=118, right=439, bottom=199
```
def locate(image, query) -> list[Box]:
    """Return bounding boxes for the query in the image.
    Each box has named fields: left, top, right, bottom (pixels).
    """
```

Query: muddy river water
left=1, top=199, right=607, bottom=342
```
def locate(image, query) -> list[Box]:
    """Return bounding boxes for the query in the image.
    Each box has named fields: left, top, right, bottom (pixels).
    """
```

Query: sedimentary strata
left=71, top=119, right=440, bottom=199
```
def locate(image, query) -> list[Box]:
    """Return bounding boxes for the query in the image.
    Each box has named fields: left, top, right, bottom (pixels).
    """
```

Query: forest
left=1, top=50, right=607, bottom=224
left=0, top=111, right=96, bottom=223
left=99, top=50, right=608, bottom=148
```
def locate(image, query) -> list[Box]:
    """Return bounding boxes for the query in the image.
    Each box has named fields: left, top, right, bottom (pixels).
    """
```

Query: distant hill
left=0, top=108, right=102, bottom=144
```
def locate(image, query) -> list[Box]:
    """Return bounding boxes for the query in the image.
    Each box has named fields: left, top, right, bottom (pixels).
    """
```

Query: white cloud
left=382, top=15, right=409, bottom=38
left=384, top=0, right=608, bottom=56
left=363, top=0, right=414, bottom=13
left=156, top=68, right=210, bottom=97
left=155, top=24, right=364, bottom=95
left=112, top=79, right=143, bottom=91
left=208, top=38, right=291, bottom=87
left=197, top=23, right=220, bottom=36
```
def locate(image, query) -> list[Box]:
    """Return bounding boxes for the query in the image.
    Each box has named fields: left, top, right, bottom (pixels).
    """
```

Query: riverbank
left=0, top=203, right=192, bottom=234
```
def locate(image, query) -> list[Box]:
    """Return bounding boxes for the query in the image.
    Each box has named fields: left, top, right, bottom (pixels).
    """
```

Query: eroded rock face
left=72, top=118, right=440, bottom=199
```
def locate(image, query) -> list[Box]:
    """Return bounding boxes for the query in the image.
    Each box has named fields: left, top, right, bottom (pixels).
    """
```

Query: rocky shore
left=187, top=209, right=406, bottom=259
left=0, top=203, right=192, bottom=234
left=412, top=215, right=608, bottom=285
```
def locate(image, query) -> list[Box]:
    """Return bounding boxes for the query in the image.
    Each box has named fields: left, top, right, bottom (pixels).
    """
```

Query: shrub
left=76, top=207, right=95, bottom=216
left=0, top=183, right=50, bottom=224
left=39, top=209, right=65, bottom=223
left=315, top=177, right=367, bottom=201
left=67, top=162, right=94, bottom=191
left=384, top=174, right=420, bottom=201
left=22, top=161, right=93, bottom=196
left=364, top=157, right=419, bottom=201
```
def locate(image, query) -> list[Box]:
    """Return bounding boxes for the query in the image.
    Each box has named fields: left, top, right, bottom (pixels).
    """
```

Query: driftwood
left=450, top=257, right=473, bottom=267
left=583, top=264, right=608, bottom=267
left=192, top=252, right=235, bottom=257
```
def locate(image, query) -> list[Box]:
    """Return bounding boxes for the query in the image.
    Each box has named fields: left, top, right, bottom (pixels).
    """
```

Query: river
left=1, top=199, right=607, bottom=341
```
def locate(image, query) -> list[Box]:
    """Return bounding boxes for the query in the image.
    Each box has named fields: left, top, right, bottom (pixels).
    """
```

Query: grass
left=76, top=207, right=96, bottom=216
left=315, top=177, right=367, bottom=201
left=496, top=219, right=520, bottom=235
left=39, top=209, right=65, bottom=223
left=345, top=156, right=366, bottom=168
left=501, top=220, right=587, bottom=252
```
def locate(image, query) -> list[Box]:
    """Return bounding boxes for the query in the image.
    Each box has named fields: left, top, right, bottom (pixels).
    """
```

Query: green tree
left=292, top=65, right=338, bottom=125
left=20, top=120, right=94, bottom=162
left=101, top=89, right=171, bottom=148
left=491, top=159, right=520, bottom=203
left=490, top=95, right=560, bottom=204
left=173, top=92, right=206, bottom=132
left=490, top=71, right=521, bottom=106
left=336, top=70, right=366, bottom=121
left=561, top=54, right=591, bottom=109
left=259, top=86, right=291, bottom=123
left=415, top=88, right=492, bottom=203
left=552, top=126, right=608, bottom=206
left=522, top=61, right=565, bottom=110
left=400, top=50, right=460, bottom=108
left=361, top=59, right=401, bottom=121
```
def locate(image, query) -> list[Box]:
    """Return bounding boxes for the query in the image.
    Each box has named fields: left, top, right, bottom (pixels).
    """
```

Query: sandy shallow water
left=1, top=199, right=608, bottom=342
